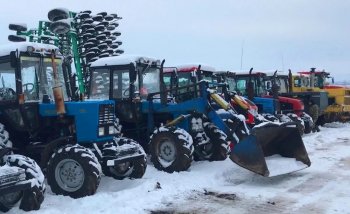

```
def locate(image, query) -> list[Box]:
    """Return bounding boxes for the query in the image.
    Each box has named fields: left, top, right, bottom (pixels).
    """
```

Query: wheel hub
left=55, top=159, right=85, bottom=192
left=159, top=140, right=176, bottom=162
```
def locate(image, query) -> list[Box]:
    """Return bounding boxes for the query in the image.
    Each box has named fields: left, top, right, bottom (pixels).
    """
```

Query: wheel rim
left=55, top=159, right=85, bottom=192
left=159, top=138, right=177, bottom=162
left=110, top=162, right=133, bottom=177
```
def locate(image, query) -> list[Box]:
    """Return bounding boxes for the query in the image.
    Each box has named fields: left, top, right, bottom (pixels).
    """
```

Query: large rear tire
left=1, top=154, right=45, bottom=212
left=47, top=145, right=101, bottom=198
left=102, top=138, right=146, bottom=180
left=150, top=127, right=193, bottom=173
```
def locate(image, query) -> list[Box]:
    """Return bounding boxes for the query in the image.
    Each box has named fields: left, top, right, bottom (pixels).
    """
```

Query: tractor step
left=106, top=153, right=145, bottom=166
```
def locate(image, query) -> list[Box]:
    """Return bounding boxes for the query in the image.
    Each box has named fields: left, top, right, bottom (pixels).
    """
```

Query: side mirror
left=10, top=51, right=17, bottom=68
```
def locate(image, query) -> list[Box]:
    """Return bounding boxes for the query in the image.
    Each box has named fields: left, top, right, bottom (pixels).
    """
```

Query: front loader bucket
left=230, top=123, right=311, bottom=177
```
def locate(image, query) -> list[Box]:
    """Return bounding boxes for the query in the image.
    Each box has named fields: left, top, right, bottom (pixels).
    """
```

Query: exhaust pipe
left=51, top=50, right=66, bottom=115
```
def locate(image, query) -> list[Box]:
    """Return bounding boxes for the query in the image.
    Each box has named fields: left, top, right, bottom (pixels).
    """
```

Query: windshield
left=235, top=76, right=266, bottom=96
left=90, top=68, right=110, bottom=99
left=163, top=73, right=172, bottom=90
left=113, top=69, right=136, bottom=99
left=226, top=77, right=236, bottom=91
left=136, top=66, right=159, bottom=99
left=20, top=56, right=67, bottom=102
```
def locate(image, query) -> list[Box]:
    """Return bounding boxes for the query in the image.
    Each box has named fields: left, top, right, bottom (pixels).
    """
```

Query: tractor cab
left=234, top=71, right=269, bottom=98
left=89, top=55, right=163, bottom=143
left=0, top=42, right=117, bottom=155
left=0, top=42, right=67, bottom=135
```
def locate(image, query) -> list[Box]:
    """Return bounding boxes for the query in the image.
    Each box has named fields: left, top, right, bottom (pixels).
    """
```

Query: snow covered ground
left=10, top=122, right=350, bottom=214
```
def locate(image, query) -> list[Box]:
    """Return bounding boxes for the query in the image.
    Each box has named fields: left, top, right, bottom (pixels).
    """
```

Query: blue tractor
left=0, top=42, right=146, bottom=199
left=89, top=56, right=311, bottom=177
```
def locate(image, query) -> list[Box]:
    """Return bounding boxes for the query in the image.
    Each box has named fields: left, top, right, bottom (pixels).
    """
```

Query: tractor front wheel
left=150, top=127, right=193, bottom=173
left=47, top=145, right=101, bottom=199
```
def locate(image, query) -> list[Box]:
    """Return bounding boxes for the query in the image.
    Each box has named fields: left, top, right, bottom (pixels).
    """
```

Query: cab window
left=0, top=61, right=16, bottom=101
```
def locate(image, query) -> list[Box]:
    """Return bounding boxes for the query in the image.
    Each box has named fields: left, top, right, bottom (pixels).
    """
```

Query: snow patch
left=265, top=154, right=308, bottom=177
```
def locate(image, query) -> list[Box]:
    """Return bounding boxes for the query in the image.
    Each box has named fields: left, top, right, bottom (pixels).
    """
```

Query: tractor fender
left=40, top=136, right=74, bottom=168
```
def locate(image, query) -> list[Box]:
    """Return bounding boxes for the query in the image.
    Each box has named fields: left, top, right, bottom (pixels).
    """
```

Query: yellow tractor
left=291, top=68, right=350, bottom=123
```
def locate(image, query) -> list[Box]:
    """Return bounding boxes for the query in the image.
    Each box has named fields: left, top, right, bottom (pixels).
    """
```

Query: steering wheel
left=123, top=88, right=130, bottom=97
left=23, top=83, right=35, bottom=94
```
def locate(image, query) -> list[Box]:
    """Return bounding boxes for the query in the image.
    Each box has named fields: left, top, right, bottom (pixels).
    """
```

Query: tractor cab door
left=109, top=66, right=142, bottom=123
left=0, top=56, right=40, bottom=141
left=0, top=58, right=25, bottom=133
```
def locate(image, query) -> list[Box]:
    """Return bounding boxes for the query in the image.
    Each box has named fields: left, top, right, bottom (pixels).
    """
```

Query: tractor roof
left=234, top=70, right=267, bottom=76
left=264, top=70, right=289, bottom=77
left=234, top=70, right=289, bottom=77
left=0, top=42, right=59, bottom=58
left=90, top=55, right=161, bottom=67
left=212, top=70, right=235, bottom=77
left=175, top=64, right=216, bottom=73
left=298, top=71, right=330, bottom=76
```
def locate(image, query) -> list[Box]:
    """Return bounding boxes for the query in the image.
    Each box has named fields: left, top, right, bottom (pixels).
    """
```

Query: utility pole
left=240, top=40, right=244, bottom=70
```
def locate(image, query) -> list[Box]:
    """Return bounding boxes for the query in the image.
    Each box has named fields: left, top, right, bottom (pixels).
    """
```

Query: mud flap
left=230, top=122, right=311, bottom=177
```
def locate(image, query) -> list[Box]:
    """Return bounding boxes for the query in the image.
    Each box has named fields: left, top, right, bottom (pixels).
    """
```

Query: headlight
left=109, top=125, right=115, bottom=134
left=98, top=127, right=105, bottom=136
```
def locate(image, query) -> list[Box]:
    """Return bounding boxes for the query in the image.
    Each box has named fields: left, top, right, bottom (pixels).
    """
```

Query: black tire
left=48, top=8, right=69, bottom=22
left=8, top=35, right=26, bottom=42
left=9, top=23, right=27, bottom=32
left=49, top=20, right=70, bottom=35
left=102, top=138, right=146, bottom=180
left=301, top=112, right=313, bottom=134
left=223, top=118, right=249, bottom=142
left=47, top=144, right=101, bottom=198
left=261, top=113, right=279, bottom=122
left=115, top=49, right=124, bottom=54
left=202, top=122, right=230, bottom=161
left=150, top=127, right=193, bottom=173
left=286, top=113, right=305, bottom=136
left=2, top=154, right=45, bottom=212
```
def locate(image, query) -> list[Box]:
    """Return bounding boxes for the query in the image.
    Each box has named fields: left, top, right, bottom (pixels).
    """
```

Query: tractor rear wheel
left=1, top=154, right=45, bottom=212
left=102, top=138, right=146, bottom=180
left=150, top=127, right=193, bottom=173
left=47, top=145, right=101, bottom=198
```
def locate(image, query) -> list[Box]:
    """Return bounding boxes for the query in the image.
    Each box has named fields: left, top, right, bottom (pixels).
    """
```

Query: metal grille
left=98, top=104, right=114, bottom=125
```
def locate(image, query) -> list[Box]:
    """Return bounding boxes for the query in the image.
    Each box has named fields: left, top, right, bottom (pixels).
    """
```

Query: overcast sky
left=0, top=0, right=349, bottom=81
